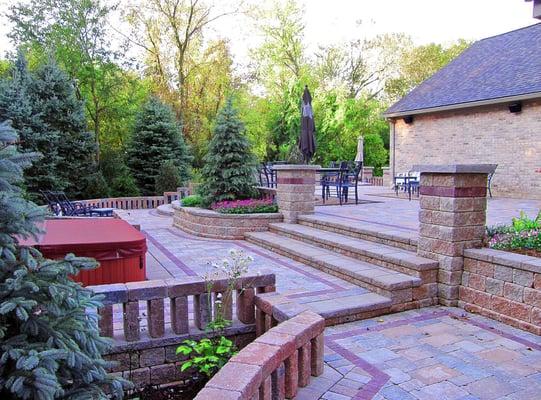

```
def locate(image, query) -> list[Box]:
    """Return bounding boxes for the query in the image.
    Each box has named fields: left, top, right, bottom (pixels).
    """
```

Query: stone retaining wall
left=172, top=202, right=283, bottom=240
left=195, top=292, right=325, bottom=400
left=459, top=248, right=541, bottom=335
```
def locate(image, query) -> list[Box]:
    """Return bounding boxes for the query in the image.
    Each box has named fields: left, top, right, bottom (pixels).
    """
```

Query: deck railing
left=194, top=292, right=325, bottom=399
left=79, top=191, right=184, bottom=210
left=88, top=273, right=275, bottom=342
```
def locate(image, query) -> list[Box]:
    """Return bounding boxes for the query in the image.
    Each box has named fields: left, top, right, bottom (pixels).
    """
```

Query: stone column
left=362, top=166, right=373, bottom=182
left=382, top=167, right=391, bottom=187
left=274, top=165, right=320, bottom=223
left=415, top=164, right=497, bottom=306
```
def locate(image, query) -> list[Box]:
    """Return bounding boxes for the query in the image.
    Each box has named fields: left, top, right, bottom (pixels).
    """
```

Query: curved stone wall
left=172, top=201, right=283, bottom=240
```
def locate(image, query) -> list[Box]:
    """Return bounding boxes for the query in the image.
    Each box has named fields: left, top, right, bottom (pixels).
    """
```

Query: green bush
left=155, top=160, right=183, bottom=194
left=217, top=204, right=278, bottom=214
left=181, top=195, right=202, bottom=207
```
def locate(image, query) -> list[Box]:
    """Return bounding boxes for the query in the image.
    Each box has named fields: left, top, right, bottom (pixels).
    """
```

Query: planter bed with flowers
left=172, top=199, right=283, bottom=240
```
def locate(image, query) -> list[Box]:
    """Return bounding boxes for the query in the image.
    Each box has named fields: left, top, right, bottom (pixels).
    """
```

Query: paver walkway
left=297, top=306, right=541, bottom=400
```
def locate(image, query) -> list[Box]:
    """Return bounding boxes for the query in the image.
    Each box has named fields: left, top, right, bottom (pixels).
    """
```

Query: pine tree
left=0, top=52, right=60, bottom=201
left=127, top=97, right=192, bottom=195
left=200, top=98, right=257, bottom=207
left=0, top=121, right=129, bottom=399
left=31, top=60, right=97, bottom=199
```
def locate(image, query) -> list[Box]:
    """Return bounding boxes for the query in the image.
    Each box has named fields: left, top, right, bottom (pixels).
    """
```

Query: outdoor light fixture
left=403, top=115, right=414, bottom=124
left=508, top=102, right=522, bottom=113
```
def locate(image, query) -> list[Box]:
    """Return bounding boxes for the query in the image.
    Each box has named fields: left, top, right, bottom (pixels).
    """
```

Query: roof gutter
left=383, top=91, right=541, bottom=119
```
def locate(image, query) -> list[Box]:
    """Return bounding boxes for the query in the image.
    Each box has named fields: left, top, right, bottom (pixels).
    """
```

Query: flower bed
left=487, top=211, right=541, bottom=257
left=172, top=201, right=283, bottom=240
left=211, top=198, right=278, bottom=214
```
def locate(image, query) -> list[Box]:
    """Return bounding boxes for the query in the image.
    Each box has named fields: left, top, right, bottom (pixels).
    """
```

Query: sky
left=0, top=0, right=537, bottom=64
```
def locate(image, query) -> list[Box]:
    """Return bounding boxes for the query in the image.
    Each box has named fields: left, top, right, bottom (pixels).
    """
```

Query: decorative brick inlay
left=420, top=186, right=487, bottom=198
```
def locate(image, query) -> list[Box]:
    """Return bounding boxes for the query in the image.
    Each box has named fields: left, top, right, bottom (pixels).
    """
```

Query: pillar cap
left=272, top=164, right=321, bottom=171
left=412, top=164, right=497, bottom=174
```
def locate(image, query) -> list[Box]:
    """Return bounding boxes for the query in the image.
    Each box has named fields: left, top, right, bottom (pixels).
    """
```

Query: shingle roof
left=384, top=23, right=541, bottom=117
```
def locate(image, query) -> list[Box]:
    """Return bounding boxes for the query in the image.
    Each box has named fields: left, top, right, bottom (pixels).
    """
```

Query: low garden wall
left=173, top=202, right=283, bottom=240
left=459, top=248, right=541, bottom=335
left=195, top=292, right=325, bottom=400
left=87, top=273, right=276, bottom=389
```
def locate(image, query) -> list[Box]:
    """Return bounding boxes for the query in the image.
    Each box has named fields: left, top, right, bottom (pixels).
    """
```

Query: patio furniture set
left=258, top=161, right=364, bottom=205
left=41, top=190, right=114, bottom=217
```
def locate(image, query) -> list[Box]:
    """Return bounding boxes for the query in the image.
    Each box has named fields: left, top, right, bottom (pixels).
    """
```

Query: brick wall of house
left=392, top=99, right=541, bottom=199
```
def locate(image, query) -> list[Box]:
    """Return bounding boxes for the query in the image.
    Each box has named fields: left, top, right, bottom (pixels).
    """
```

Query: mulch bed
left=128, top=380, right=206, bottom=400
left=500, top=247, right=541, bottom=258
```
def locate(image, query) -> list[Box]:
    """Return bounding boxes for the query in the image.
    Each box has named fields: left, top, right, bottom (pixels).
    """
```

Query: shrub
left=200, top=98, right=257, bottom=207
left=181, top=195, right=203, bottom=207
left=211, top=198, right=278, bottom=214
left=0, top=121, right=129, bottom=399
left=155, top=160, right=182, bottom=194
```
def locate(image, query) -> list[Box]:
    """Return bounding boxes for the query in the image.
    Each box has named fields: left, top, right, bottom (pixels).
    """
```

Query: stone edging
left=464, top=248, right=541, bottom=274
left=172, top=201, right=283, bottom=240
left=194, top=293, right=325, bottom=399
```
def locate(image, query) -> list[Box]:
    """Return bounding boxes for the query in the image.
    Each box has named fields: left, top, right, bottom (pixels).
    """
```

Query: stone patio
left=115, top=187, right=541, bottom=399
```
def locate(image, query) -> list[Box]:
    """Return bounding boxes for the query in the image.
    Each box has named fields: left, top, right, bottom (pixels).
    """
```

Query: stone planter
left=172, top=201, right=283, bottom=240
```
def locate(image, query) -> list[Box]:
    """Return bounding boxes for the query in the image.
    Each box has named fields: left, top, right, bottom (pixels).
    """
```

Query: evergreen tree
left=0, top=52, right=60, bottom=201
left=155, top=159, right=183, bottom=194
left=99, top=148, right=140, bottom=197
left=31, top=60, right=97, bottom=199
left=127, top=97, right=191, bottom=195
left=0, top=121, right=129, bottom=399
left=200, top=98, right=257, bottom=206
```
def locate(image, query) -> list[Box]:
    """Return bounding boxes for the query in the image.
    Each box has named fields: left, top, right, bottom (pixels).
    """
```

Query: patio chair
left=487, top=171, right=495, bottom=198
left=339, top=163, right=362, bottom=205
left=52, top=192, right=113, bottom=217
left=41, top=190, right=62, bottom=215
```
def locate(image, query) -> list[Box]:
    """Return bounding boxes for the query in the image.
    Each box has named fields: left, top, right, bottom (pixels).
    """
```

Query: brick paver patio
left=115, top=189, right=541, bottom=399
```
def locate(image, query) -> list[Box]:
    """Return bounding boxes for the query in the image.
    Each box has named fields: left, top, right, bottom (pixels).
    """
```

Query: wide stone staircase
left=245, top=213, right=439, bottom=325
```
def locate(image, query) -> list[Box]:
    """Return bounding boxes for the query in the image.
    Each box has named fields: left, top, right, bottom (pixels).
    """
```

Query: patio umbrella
left=299, top=85, right=316, bottom=163
left=354, top=136, right=364, bottom=164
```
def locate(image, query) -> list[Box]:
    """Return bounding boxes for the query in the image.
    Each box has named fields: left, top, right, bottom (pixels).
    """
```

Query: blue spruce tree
left=0, top=121, right=129, bottom=398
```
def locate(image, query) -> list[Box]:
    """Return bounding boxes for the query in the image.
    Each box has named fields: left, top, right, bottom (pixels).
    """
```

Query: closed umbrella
left=299, top=85, right=316, bottom=163
left=354, top=136, right=364, bottom=164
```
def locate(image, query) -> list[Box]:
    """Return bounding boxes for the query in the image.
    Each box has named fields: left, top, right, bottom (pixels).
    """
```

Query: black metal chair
left=340, top=163, right=362, bottom=204
left=487, top=171, right=495, bottom=198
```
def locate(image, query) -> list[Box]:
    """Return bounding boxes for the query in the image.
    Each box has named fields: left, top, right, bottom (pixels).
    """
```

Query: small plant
left=181, top=194, right=203, bottom=207
left=176, top=249, right=253, bottom=379
left=176, top=336, right=236, bottom=377
left=511, top=211, right=541, bottom=233
left=212, top=198, right=278, bottom=214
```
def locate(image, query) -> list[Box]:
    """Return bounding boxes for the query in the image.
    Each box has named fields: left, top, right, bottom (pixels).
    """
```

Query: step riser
left=299, top=219, right=417, bottom=252
left=246, top=235, right=438, bottom=308
left=270, top=226, right=436, bottom=282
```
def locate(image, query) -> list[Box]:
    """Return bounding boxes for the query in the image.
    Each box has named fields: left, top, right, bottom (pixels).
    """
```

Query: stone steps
left=290, top=290, right=392, bottom=326
left=298, top=214, right=418, bottom=251
left=269, top=222, right=437, bottom=279
left=245, top=231, right=433, bottom=311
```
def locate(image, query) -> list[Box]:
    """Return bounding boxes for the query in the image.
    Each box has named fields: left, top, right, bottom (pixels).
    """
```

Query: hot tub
left=20, top=218, right=147, bottom=286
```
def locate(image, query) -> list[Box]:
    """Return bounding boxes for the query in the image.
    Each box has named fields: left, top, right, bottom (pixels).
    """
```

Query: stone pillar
left=382, top=167, right=391, bottom=187
left=362, top=166, right=373, bottom=182
left=274, top=165, right=320, bottom=223
left=415, top=164, right=497, bottom=306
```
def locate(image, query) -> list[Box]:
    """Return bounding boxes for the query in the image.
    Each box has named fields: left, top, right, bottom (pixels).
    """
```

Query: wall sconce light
left=508, top=102, right=522, bottom=113
left=403, top=115, right=414, bottom=124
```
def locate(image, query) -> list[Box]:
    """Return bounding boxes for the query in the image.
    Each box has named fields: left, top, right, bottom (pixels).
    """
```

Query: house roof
left=384, top=23, right=541, bottom=117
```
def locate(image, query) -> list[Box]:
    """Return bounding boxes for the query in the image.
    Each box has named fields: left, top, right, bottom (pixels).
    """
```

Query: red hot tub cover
left=19, top=218, right=147, bottom=285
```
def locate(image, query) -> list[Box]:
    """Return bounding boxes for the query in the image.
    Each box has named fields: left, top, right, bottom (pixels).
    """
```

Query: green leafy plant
left=176, top=249, right=253, bottom=379
left=181, top=194, right=203, bottom=207
left=511, top=211, right=541, bottom=233
left=176, top=336, right=236, bottom=378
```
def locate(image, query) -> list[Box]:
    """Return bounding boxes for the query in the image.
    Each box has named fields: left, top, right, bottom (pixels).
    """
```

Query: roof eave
left=383, top=91, right=541, bottom=119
